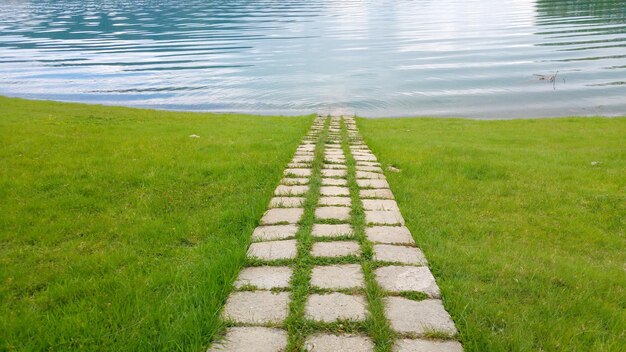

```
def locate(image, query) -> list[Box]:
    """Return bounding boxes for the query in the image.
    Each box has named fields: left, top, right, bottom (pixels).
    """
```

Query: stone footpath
left=209, top=116, right=463, bottom=352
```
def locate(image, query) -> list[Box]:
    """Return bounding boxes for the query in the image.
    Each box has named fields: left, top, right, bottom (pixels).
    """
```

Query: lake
left=0, top=0, right=624, bottom=118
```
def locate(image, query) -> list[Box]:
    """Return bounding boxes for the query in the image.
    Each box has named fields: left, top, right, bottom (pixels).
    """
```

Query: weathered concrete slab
left=361, top=199, right=399, bottom=211
left=208, top=327, right=288, bottom=352
left=305, top=293, right=367, bottom=322
left=285, top=168, right=312, bottom=177
left=321, top=178, right=348, bottom=186
left=360, top=189, right=394, bottom=199
left=323, top=163, right=347, bottom=169
left=375, top=266, right=440, bottom=297
left=393, top=339, right=463, bottom=352
left=304, top=334, right=374, bottom=352
left=373, top=244, right=427, bottom=265
left=260, top=208, right=304, bottom=225
left=234, top=266, right=293, bottom=290
left=269, top=197, right=305, bottom=208
left=321, top=169, right=347, bottom=178
left=320, top=186, right=350, bottom=196
left=311, top=241, right=360, bottom=258
left=356, top=161, right=381, bottom=167
left=310, top=264, right=365, bottom=290
left=222, top=291, right=289, bottom=324
left=281, top=177, right=309, bottom=185
left=248, top=240, right=297, bottom=260
left=315, top=206, right=351, bottom=221
left=318, top=196, right=351, bottom=207
left=292, top=156, right=314, bottom=163
left=355, top=171, right=385, bottom=179
left=357, top=179, right=390, bottom=189
left=311, top=224, right=354, bottom=238
left=275, top=185, right=309, bottom=196
left=364, top=210, right=404, bottom=225
left=384, top=297, right=457, bottom=335
left=252, top=225, right=298, bottom=241
left=354, top=155, right=377, bottom=162
left=365, top=226, right=415, bottom=245
left=356, top=166, right=383, bottom=173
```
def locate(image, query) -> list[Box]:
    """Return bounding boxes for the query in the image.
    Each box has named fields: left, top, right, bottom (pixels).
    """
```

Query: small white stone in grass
left=189, top=134, right=200, bottom=138
left=252, top=225, right=298, bottom=241
left=315, top=206, right=351, bottom=221
left=304, top=334, right=374, bottom=352
left=384, top=297, right=458, bottom=335
left=591, top=161, right=601, bottom=166
left=320, top=186, right=350, bottom=196
left=269, top=197, right=305, bottom=208
left=311, top=224, right=354, bottom=238
left=260, top=208, right=304, bottom=225
left=373, top=244, right=427, bottom=265
left=357, top=179, right=390, bottom=189
left=222, top=291, right=290, bottom=324
left=247, top=240, right=297, bottom=260
left=365, top=210, right=404, bottom=225
left=284, top=168, right=312, bottom=177
left=208, top=327, right=288, bottom=352
left=387, top=165, right=401, bottom=173
left=305, top=293, right=367, bottom=322
left=234, top=266, right=292, bottom=290
left=360, top=189, right=394, bottom=199
left=321, top=178, right=348, bottom=186
left=393, top=339, right=463, bottom=352
left=310, top=264, right=365, bottom=290
left=275, top=185, right=309, bottom=196
left=311, top=241, right=360, bottom=258
left=318, top=196, right=351, bottom=207
left=375, top=266, right=440, bottom=297
left=365, top=226, right=415, bottom=245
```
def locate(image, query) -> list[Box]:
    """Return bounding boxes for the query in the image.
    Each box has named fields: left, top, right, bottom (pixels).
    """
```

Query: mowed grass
left=0, top=97, right=313, bottom=351
left=358, top=116, right=626, bottom=351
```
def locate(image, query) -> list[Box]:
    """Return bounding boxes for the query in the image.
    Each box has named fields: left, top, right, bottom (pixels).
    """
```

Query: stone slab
left=373, top=244, right=427, bottom=265
left=311, top=224, right=354, bottom=238
left=252, top=225, right=298, bottom=241
left=365, top=226, right=415, bottom=245
left=393, top=339, right=463, bottom=352
left=208, top=327, right=288, bottom=352
left=354, top=155, right=377, bottom=162
left=323, top=164, right=347, bottom=169
left=360, top=189, right=394, bottom=199
left=311, top=241, right=360, bottom=258
left=310, top=264, right=365, bottom=290
left=281, top=177, right=309, bottom=185
left=305, top=334, right=374, bottom=352
left=305, top=293, right=367, bottom=322
left=222, top=291, right=289, bottom=324
left=384, top=297, right=457, bottom=335
left=292, top=156, right=314, bottom=163
left=356, top=161, right=380, bottom=166
left=260, top=208, right=304, bottom=225
left=321, top=169, right=347, bottom=178
left=320, top=186, right=350, bottom=196
left=235, top=266, right=293, bottom=290
left=269, top=197, right=305, bottom=208
left=285, top=168, right=312, bottom=177
left=364, top=210, right=404, bottom=225
left=315, top=206, right=351, bottom=221
left=318, top=196, right=351, bottom=207
left=375, top=266, right=440, bottom=297
left=355, top=171, right=385, bottom=179
left=361, top=199, right=399, bottom=211
left=356, top=166, right=383, bottom=173
left=321, top=178, right=348, bottom=186
left=275, top=185, right=309, bottom=196
left=248, top=240, right=297, bottom=260
left=357, top=179, right=390, bottom=189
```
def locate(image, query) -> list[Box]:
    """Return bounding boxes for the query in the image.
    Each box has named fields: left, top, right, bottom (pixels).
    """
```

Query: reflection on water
left=0, top=0, right=624, bottom=118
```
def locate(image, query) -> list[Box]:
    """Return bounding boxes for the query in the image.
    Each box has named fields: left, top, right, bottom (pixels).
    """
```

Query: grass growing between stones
left=0, top=97, right=313, bottom=351
left=357, top=116, right=626, bottom=351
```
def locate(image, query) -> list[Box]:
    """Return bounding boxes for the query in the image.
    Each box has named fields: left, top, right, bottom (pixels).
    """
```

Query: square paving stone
left=318, top=196, right=351, bottom=207
left=252, top=225, right=298, bottom=241
left=208, top=327, right=288, bottom=352
left=311, top=264, right=365, bottom=290
left=360, top=189, right=394, bottom=199
left=315, top=206, right=351, bottom=221
left=321, top=178, right=348, bottom=186
left=311, top=224, right=354, bottom=238
left=269, top=197, right=305, bottom=208
left=285, top=168, right=312, bottom=177
left=275, top=185, right=309, bottom=196
left=375, top=266, right=440, bottom=297
left=281, top=177, right=309, bottom=185
left=357, top=179, right=390, bottom=189
left=305, top=293, right=367, bottom=322
left=356, top=166, right=383, bottom=173
left=305, top=334, right=374, bottom=352
left=311, top=241, right=360, bottom=258
left=260, top=208, right=304, bottom=225
left=320, top=186, right=350, bottom=196
left=222, top=291, right=290, bottom=324
left=365, top=210, right=404, bottom=225
left=248, top=240, right=297, bottom=260
left=384, top=297, right=458, bottom=335
left=393, top=339, right=463, bottom=352
left=365, top=226, right=415, bottom=245
left=234, top=266, right=293, bottom=290
left=373, top=244, right=427, bottom=265
left=321, top=169, right=347, bottom=178
left=362, top=199, right=399, bottom=211
left=356, top=171, right=385, bottom=179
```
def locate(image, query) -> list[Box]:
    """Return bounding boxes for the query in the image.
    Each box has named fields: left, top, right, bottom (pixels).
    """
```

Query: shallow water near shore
left=0, top=0, right=625, bottom=118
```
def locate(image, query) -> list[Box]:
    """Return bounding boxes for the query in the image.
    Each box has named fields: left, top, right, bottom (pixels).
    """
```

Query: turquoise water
left=0, top=0, right=624, bottom=118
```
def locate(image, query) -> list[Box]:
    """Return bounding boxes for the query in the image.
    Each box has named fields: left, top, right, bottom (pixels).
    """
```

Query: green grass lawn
left=0, top=97, right=312, bottom=351
left=358, top=117, right=626, bottom=351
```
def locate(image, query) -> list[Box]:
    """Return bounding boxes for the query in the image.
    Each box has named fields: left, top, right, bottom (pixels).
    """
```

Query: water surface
left=0, top=0, right=625, bottom=118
